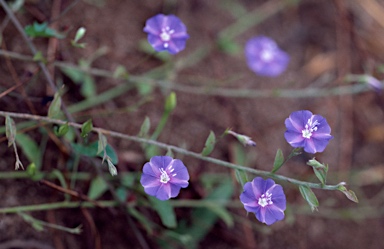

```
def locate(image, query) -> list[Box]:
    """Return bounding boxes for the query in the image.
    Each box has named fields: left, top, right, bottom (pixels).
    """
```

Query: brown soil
left=1, top=0, right=384, bottom=248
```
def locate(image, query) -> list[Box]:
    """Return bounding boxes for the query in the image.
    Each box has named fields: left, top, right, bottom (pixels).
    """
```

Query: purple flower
left=240, top=177, right=286, bottom=225
left=284, top=110, right=333, bottom=154
left=140, top=156, right=189, bottom=201
left=143, top=14, right=189, bottom=54
left=245, top=36, right=289, bottom=77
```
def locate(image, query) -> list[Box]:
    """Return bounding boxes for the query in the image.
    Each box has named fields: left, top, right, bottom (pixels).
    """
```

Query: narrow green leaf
left=338, top=185, right=359, bottom=203
left=271, top=149, right=284, bottom=173
left=81, top=119, right=93, bottom=137
left=148, top=196, right=177, bottom=228
left=88, top=176, right=109, bottom=200
left=48, top=91, right=63, bottom=119
left=307, top=158, right=328, bottom=185
left=313, top=164, right=328, bottom=185
left=299, top=185, right=319, bottom=211
left=201, top=131, right=216, bottom=156
left=235, top=169, right=248, bottom=189
left=15, top=133, right=42, bottom=169
left=97, top=132, right=107, bottom=155
left=5, top=115, right=16, bottom=147
left=138, top=116, right=150, bottom=138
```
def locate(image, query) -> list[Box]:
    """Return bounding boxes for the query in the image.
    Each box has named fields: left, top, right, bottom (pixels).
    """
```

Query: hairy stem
left=0, top=110, right=346, bottom=190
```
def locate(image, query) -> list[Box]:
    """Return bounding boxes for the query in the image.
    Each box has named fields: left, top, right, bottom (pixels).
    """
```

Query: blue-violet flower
left=284, top=110, right=333, bottom=154
left=143, top=14, right=189, bottom=54
left=240, top=177, right=286, bottom=225
left=140, top=156, right=189, bottom=201
left=245, top=36, right=289, bottom=77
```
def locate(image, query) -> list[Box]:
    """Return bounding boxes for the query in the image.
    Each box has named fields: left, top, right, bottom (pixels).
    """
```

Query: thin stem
left=0, top=110, right=345, bottom=190
left=0, top=49, right=371, bottom=99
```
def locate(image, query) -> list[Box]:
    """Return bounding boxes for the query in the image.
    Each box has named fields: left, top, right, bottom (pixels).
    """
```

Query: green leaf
left=71, top=141, right=118, bottom=164
left=81, top=119, right=93, bottom=138
left=307, top=158, right=328, bottom=185
left=217, top=38, right=241, bottom=55
left=15, top=133, right=42, bottom=169
left=201, top=131, right=216, bottom=156
left=235, top=169, right=248, bottom=189
left=138, top=116, right=150, bottom=138
left=5, top=115, right=16, bottom=147
left=97, top=132, right=107, bottom=156
left=271, top=149, right=284, bottom=173
left=48, top=91, right=63, bottom=119
left=338, top=185, right=359, bottom=203
left=88, top=176, right=109, bottom=200
left=148, top=196, right=177, bottom=228
left=55, top=123, right=69, bottom=137
left=299, top=185, right=319, bottom=211
left=24, top=21, right=64, bottom=39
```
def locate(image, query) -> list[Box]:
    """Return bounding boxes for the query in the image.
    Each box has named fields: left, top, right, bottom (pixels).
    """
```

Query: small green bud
left=164, top=92, right=177, bottom=112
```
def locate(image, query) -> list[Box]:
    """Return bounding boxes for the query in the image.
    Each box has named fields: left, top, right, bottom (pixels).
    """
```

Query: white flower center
left=258, top=191, right=273, bottom=207
left=160, top=26, right=174, bottom=42
left=261, top=49, right=273, bottom=61
left=302, top=118, right=320, bottom=139
left=159, top=164, right=177, bottom=184
left=159, top=168, right=170, bottom=183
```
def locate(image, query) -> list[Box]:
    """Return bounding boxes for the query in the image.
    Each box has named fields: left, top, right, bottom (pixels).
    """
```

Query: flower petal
left=169, top=159, right=189, bottom=187
left=155, top=183, right=172, bottom=201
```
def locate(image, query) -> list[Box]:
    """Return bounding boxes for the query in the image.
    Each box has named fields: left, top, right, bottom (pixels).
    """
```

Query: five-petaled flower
left=140, top=156, right=189, bottom=201
left=284, top=110, right=333, bottom=154
left=240, top=177, right=286, bottom=225
left=245, top=36, right=290, bottom=77
left=143, top=14, right=190, bottom=54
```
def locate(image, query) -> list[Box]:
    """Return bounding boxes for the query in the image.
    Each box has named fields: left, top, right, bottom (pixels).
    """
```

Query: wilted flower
left=140, top=156, right=189, bottom=201
left=240, top=177, right=286, bottom=225
left=245, top=36, right=290, bottom=77
left=284, top=110, right=333, bottom=154
left=143, top=14, right=189, bottom=54
left=227, top=130, right=256, bottom=147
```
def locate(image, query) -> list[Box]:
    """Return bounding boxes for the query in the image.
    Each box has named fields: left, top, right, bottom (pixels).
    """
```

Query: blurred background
left=0, top=0, right=384, bottom=248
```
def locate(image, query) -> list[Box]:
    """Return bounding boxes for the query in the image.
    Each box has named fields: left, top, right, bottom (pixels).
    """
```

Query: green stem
left=0, top=49, right=371, bottom=99
left=0, top=111, right=346, bottom=191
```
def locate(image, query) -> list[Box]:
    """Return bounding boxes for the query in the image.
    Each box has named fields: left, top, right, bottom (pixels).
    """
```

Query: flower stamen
left=159, top=168, right=170, bottom=183
left=258, top=191, right=273, bottom=207
left=302, top=118, right=320, bottom=139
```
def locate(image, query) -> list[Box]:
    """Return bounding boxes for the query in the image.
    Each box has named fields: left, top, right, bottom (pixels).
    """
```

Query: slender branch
left=0, top=49, right=371, bottom=99
left=0, top=110, right=346, bottom=190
